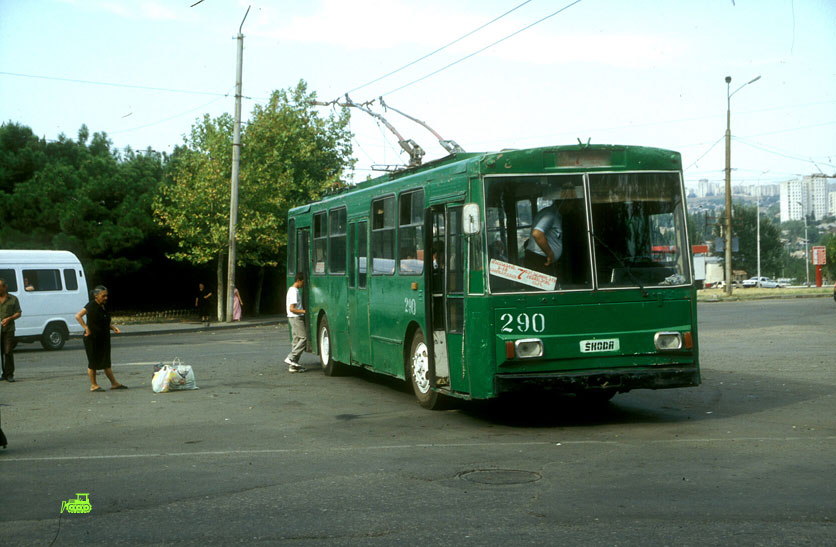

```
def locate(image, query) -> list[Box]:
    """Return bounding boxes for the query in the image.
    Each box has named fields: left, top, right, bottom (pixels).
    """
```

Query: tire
left=41, top=323, right=66, bottom=351
left=408, top=330, right=446, bottom=410
left=319, top=315, right=346, bottom=376
left=576, top=389, right=617, bottom=405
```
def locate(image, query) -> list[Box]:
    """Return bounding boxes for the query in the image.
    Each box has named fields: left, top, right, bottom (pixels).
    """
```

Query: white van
left=0, top=250, right=89, bottom=350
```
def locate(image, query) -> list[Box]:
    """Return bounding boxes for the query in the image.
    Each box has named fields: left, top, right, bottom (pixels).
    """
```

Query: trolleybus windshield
left=485, top=172, right=690, bottom=293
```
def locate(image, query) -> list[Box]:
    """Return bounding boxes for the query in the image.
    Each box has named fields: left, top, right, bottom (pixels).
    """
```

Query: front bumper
left=495, top=364, right=700, bottom=394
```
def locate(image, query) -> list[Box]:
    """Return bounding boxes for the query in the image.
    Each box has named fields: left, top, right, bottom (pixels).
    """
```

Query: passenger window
left=348, top=223, right=356, bottom=288
left=288, top=219, right=296, bottom=275
left=398, top=190, right=424, bottom=275
left=313, top=212, right=327, bottom=274
left=64, top=269, right=79, bottom=291
left=22, top=269, right=63, bottom=291
left=329, top=208, right=347, bottom=274
left=371, top=196, right=395, bottom=274
left=0, top=269, right=18, bottom=292
left=358, top=221, right=368, bottom=288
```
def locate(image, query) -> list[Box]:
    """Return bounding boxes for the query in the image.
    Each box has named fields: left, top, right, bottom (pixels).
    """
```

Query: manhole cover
left=459, top=469, right=541, bottom=485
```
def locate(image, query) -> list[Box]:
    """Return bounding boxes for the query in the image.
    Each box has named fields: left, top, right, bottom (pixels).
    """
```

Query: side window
left=328, top=208, right=347, bottom=274
left=22, top=269, right=63, bottom=291
left=0, top=269, right=18, bottom=292
left=64, top=269, right=79, bottom=291
left=348, top=223, right=356, bottom=288
left=447, top=207, right=464, bottom=294
left=398, top=189, right=424, bottom=275
left=371, top=196, right=395, bottom=274
left=288, top=218, right=296, bottom=275
left=313, top=212, right=327, bottom=274
left=358, top=221, right=368, bottom=288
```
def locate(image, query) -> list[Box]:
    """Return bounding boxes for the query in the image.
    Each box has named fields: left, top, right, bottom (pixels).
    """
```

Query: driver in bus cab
left=524, top=189, right=564, bottom=277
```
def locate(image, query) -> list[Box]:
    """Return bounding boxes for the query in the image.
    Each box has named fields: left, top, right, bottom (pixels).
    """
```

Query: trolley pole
left=226, top=6, right=249, bottom=323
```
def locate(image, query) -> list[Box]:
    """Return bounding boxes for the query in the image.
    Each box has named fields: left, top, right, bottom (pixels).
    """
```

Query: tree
left=155, top=80, right=354, bottom=317
left=240, top=80, right=353, bottom=312
left=731, top=203, right=783, bottom=278
left=154, top=114, right=235, bottom=320
left=0, top=123, right=166, bottom=291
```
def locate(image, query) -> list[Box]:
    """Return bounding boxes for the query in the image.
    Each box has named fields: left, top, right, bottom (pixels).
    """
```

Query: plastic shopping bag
left=151, top=358, right=198, bottom=392
left=152, top=365, right=174, bottom=393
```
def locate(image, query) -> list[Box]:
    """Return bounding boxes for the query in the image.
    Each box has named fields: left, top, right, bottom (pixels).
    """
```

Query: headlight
left=514, top=338, right=543, bottom=358
left=654, top=332, right=683, bottom=351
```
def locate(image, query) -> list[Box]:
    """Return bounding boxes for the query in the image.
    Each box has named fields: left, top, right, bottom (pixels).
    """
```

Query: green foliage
left=823, top=233, right=836, bottom=282
left=0, top=122, right=165, bottom=284
left=731, top=203, right=783, bottom=278
left=154, top=80, right=354, bottom=270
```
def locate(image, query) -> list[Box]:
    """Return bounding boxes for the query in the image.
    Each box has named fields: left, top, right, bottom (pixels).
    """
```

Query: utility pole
left=723, top=74, right=761, bottom=296
left=724, top=76, right=733, bottom=296
left=226, top=5, right=250, bottom=323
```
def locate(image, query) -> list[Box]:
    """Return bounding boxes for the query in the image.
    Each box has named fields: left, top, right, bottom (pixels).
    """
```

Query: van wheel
left=319, top=315, right=346, bottom=376
left=41, top=324, right=66, bottom=351
left=408, top=329, right=446, bottom=410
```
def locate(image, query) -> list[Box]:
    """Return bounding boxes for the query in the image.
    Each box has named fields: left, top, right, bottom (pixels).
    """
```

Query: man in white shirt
left=285, top=273, right=307, bottom=372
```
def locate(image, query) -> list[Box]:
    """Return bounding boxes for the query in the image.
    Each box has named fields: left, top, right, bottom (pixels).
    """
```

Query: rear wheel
left=41, top=323, right=66, bottom=351
left=408, top=330, right=446, bottom=410
left=319, top=315, right=346, bottom=376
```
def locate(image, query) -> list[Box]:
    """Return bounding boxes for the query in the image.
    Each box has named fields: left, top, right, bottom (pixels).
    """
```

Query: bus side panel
left=311, top=274, right=349, bottom=364
left=368, top=274, right=410, bottom=378
left=462, top=297, right=494, bottom=398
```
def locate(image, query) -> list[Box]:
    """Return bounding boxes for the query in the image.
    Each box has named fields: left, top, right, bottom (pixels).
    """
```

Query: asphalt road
left=1, top=298, right=834, bottom=545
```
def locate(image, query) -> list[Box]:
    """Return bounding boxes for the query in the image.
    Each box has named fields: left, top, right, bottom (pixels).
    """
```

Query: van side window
left=22, top=269, right=63, bottom=291
left=0, top=269, right=18, bottom=292
left=64, top=269, right=79, bottom=291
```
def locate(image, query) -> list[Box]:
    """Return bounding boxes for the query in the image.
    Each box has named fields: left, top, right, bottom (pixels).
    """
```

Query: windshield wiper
left=589, top=230, right=649, bottom=297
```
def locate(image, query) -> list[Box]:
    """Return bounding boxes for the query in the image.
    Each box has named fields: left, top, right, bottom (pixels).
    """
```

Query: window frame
left=328, top=207, right=347, bottom=275
left=397, top=188, right=425, bottom=276
left=371, top=194, right=397, bottom=276
left=313, top=211, right=328, bottom=275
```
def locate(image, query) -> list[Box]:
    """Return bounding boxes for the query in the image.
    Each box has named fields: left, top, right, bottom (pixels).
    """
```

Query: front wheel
left=408, top=330, right=446, bottom=410
left=319, top=315, right=347, bottom=376
left=41, top=323, right=66, bottom=351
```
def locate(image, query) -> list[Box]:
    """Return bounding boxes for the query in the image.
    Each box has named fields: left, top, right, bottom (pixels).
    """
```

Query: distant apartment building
left=780, top=175, right=830, bottom=222
left=829, top=190, right=836, bottom=217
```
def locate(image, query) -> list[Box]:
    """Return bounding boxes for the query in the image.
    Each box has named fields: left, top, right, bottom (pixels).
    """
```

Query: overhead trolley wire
left=0, top=70, right=232, bottom=98
left=379, top=0, right=585, bottom=97
left=342, top=0, right=536, bottom=97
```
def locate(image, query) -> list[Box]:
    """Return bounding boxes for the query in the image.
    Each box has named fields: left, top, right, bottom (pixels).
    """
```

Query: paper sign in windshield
left=489, top=259, right=557, bottom=291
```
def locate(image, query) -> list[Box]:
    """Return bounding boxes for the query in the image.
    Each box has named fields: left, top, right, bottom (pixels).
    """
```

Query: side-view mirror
left=462, top=203, right=481, bottom=235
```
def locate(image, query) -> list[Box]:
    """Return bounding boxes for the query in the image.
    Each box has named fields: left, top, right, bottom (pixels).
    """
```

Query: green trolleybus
left=287, top=144, right=699, bottom=409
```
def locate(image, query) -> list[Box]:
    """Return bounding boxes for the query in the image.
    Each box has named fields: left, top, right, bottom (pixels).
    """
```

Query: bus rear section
left=480, top=168, right=699, bottom=400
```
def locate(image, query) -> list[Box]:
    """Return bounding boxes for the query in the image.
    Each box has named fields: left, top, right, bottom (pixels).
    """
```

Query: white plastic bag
left=151, top=358, right=198, bottom=392
left=168, top=363, right=198, bottom=391
left=151, top=365, right=174, bottom=393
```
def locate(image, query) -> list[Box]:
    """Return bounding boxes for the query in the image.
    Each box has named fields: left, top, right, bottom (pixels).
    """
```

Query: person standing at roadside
left=0, top=278, right=22, bottom=383
left=195, top=282, right=212, bottom=325
left=232, top=287, right=243, bottom=321
left=75, top=286, right=127, bottom=392
left=284, top=273, right=307, bottom=373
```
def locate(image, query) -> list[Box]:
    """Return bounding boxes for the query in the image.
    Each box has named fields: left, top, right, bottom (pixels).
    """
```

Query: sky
left=1, top=0, right=834, bottom=188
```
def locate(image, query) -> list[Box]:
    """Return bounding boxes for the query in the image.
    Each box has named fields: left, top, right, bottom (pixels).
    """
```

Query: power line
left=0, top=70, right=230, bottom=98
left=108, top=87, right=235, bottom=135
left=379, top=0, right=585, bottom=97
left=342, top=0, right=535, bottom=97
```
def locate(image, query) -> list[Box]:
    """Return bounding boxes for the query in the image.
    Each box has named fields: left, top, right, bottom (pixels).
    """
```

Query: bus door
left=348, top=219, right=371, bottom=365
left=296, top=227, right=312, bottom=351
left=426, top=204, right=466, bottom=391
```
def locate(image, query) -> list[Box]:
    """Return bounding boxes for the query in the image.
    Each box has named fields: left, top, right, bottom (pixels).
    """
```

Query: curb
left=69, top=318, right=287, bottom=340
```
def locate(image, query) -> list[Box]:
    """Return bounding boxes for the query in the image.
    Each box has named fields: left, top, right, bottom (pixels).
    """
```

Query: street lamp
left=795, top=200, right=810, bottom=287
left=724, top=75, right=762, bottom=296
left=756, top=169, right=769, bottom=287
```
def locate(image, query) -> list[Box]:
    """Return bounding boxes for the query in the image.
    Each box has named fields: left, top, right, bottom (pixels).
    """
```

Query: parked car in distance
left=742, top=276, right=780, bottom=288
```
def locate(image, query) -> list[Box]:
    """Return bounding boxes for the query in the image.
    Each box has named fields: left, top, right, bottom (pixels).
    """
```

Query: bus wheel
left=41, top=323, right=66, bottom=351
left=319, top=315, right=346, bottom=376
left=576, top=390, right=617, bottom=405
left=409, top=330, right=444, bottom=410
